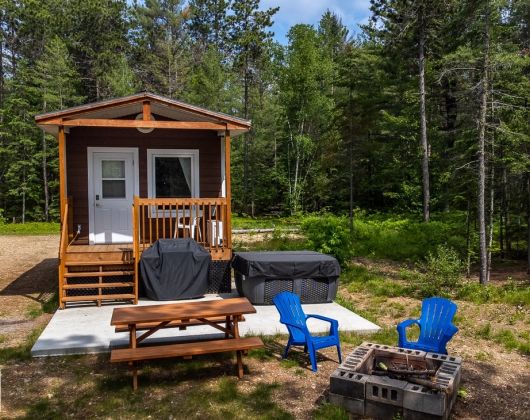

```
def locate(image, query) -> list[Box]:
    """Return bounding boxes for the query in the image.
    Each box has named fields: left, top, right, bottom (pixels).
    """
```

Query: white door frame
left=87, top=147, right=139, bottom=244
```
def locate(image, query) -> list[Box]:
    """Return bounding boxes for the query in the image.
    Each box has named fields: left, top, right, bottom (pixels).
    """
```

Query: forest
left=0, top=0, right=528, bottom=283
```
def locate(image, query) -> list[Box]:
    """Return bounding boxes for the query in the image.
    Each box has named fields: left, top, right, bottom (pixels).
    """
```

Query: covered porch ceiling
left=35, top=92, right=251, bottom=136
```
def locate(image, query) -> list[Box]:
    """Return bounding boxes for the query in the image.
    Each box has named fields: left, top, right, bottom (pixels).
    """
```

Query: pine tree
left=227, top=0, right=278, bottom=215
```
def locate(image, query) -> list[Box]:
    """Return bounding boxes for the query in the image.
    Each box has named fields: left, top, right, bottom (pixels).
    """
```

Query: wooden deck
left=58, top=197, right=232, bottom=309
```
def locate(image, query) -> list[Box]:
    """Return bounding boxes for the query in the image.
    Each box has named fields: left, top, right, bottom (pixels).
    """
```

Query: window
left=101, top=160, right=126, bottom=198
left=147, top=149, right=199, bottom=200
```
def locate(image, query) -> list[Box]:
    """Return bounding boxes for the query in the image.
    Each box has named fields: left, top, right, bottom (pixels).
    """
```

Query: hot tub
left=232, top=251, right=340, bottom=305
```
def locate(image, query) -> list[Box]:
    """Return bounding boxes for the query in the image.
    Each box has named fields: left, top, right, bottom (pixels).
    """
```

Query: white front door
left=91, top=151, right=135, bottom=244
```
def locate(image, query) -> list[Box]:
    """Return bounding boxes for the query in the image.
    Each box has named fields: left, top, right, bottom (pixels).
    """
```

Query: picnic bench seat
left=111, top=336, right=264, bottom=389
left=113, top=316, right=245, bottom=333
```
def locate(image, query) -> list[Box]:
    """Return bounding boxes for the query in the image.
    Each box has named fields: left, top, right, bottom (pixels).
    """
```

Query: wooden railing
left=133, top=196, right=231, bottom=260
left=58, top=196, right=72, bottom=309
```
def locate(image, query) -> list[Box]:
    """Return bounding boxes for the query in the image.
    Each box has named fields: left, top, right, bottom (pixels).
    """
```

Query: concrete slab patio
left=31, top=293, right=380, bottom=357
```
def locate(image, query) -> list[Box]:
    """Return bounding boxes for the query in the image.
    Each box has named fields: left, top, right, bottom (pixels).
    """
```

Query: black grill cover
left=140, top=239, right=211, bottom=300
left=231, top=251, right=340, bottom=279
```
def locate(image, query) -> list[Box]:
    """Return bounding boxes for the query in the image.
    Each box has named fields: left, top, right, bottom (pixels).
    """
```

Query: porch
left=59, top=196, right=231, bottom=308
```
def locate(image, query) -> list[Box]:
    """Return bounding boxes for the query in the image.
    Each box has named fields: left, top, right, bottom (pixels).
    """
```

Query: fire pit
left=329, top=342, right=462, bottom=419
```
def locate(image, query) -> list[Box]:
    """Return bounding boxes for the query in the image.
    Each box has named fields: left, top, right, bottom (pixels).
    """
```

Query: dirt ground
left=0, top=235, right=529, bottom=419
left=0, top=235, right=58, bottom=348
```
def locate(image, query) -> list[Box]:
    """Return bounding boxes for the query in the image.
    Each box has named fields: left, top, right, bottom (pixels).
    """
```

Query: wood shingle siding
left=66, top=126, right=222, bottom=237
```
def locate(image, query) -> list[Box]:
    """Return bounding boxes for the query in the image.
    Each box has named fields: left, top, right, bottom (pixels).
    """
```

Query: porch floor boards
left=67, top=244, right=133, bottom=253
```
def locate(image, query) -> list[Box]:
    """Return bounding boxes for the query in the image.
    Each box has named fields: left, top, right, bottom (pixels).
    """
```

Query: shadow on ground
left=0, top=258, right=57, bottom=304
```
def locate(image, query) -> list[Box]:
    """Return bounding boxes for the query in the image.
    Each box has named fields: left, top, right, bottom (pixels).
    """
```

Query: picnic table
left=110, top=297, right=264, bottom=389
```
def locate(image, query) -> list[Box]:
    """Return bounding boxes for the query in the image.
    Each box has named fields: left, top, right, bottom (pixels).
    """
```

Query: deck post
left=224, top=128, right=232, bottom=251
left=132, top=195, right=140, bottom=304
left=58, top=125, right=67, bottom=222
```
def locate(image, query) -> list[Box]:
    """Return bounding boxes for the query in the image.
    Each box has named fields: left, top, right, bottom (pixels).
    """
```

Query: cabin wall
left=66, top=126, right=222, bottom=238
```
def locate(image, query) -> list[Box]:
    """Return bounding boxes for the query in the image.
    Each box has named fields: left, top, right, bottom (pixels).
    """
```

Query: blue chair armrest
left=306, top=314, right=339, bottom=335
left=397, top=318, right=421, bottom=347
left=441, top=324, right=459, bottom=341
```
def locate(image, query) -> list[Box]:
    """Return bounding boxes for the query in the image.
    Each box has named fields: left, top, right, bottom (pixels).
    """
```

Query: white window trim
left=147, top=149, right=200, bottom=217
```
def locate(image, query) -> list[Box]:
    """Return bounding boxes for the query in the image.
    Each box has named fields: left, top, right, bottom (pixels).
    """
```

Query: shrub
left=418, top=245, right=463, bottom=297
left=301, top=214, right=353, bottom=265
left=351, top=214, right=467, bottom=262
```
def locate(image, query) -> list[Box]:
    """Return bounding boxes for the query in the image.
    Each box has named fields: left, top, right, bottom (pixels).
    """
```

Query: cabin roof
left=35, top=92, right=251, bottom=136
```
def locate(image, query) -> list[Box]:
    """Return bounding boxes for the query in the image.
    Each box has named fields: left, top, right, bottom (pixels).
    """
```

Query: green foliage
left=0, top=328, right=42, bottom=363
left=418, top=245, right=463, bottom=297
left=313, top=403, right=348, bottom=420
left=301, top=214, right=353, bottom=265
left=352, top=214, right=467, bottom=262
left=0, top=221, right=60, bottom=235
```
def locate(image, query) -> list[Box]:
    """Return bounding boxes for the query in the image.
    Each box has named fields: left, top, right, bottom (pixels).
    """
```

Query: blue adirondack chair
left=272, top=291, right=342, bottom=372
left=397, top=297, right=459, bottom=354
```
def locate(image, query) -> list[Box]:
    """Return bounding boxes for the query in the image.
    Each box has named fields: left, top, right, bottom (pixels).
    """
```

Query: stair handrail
left=59, top=200, right=69, bottom=261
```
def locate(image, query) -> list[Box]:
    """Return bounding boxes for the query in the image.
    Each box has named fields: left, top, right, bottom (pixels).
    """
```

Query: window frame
left=146, top=149, right=200, bottom=217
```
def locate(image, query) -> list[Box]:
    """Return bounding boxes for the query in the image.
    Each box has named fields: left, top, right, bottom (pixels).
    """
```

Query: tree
left=188, top=0, right=231, bottom=52
left=131, top=0, right=191, bottom=97
left=280, top=24, right=333, bottom=213
left=32, top=36, right=84, bottom=220
left=227, top=0, right=278, bottom=215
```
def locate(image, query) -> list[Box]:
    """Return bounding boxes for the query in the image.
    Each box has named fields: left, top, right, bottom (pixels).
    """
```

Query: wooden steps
left=63, top=282, right=134, bottom=289
left=62, top=294, right=136, bottom=303
left=59, top=243, right=137, bottom=308
left=64, top=271, right=134, bottom=278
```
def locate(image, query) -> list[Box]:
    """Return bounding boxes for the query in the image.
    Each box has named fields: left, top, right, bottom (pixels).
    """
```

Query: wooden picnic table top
left=111, top=297, right=256, bottom=326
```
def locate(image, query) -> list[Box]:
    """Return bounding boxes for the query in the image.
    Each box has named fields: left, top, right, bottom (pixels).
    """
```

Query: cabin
left=35, top=92, right=251, bottom=309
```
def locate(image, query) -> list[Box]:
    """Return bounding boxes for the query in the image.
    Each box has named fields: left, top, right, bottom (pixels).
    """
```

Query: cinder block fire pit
left=329, top=342, right=462, bottom=420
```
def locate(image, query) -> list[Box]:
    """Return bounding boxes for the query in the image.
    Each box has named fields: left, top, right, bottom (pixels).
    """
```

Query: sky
left=260, top=0, right=372, bottom=44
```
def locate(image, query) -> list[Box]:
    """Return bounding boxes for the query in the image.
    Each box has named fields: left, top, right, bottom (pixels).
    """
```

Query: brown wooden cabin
left=35, top=92, right=251, bottom=308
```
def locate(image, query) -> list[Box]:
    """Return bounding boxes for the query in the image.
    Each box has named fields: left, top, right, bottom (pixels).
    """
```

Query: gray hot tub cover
left=231, top=251, right=340, bottom=279
left=140, top=239, right=211, bottom=300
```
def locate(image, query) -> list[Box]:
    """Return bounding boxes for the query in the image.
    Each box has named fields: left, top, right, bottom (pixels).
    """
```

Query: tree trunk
left=466, top=196, right=472, bottom=278
left=418, top=6, right=430, bottom=223
left=349, top=94, right=354, bottom=235
left=477, top=5, right=490, bottom=285
left=22, top=165, right=26, bottom=224
left=527, top=173, right=530, bottom=273
left=242, top=60, right=250, bottom=215
left=486, top=138, right=495, bottom=283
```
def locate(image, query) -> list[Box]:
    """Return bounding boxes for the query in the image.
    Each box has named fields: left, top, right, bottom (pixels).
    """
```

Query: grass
left=24, top=370, right=294, bottom=419
left=25, top=292, right=59, bottom=319
left=232, top=215, right=300, bottom=230
left=233, top=229, right=308, bottom=252
left=0, top=328, right=43, bottom=363
left=0, top=221, right=59, bottom=235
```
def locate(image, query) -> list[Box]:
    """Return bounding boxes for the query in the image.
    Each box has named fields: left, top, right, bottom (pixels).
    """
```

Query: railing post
left=224, top=129, right=232, bottom=251
left=58, top=126, right=66, bottom=223
left=132, top=195, right=139, bottom=304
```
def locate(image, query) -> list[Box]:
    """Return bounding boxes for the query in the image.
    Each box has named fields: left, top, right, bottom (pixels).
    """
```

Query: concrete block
left=340, top=347, right=374, bottom=372
left=403, top=408, right=447, bottom=420
left=403, top=383, right=447, bottom=416
left=328, top=392, right=365, bottom=416
left=361, top=342, right=426, bottom=358
left=365, top=399, right=402, bottom=419
left=366, top=375, right=408, bottom=407
left=426, top=352, right=462, bottom=365
left=330, top=368, right=368, bottom=399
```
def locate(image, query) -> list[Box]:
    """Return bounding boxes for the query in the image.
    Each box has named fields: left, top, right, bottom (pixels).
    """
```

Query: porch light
left=135, top=113, right=155, bottom=134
